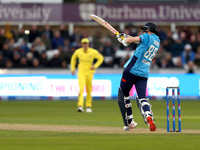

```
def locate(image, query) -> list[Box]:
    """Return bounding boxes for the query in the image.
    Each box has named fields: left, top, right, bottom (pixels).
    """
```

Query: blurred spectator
left=70, top=27, right=81, bottom=43
left=30, top=45, right=40, bottom=59
left=52, top=30, right=64, bottom=49
left=4, top=22, right=15, bottom=40
left=32, top=58, right=40, bottom=68
left=63, top=38, right=71, bottom=52
left=20, top=39, right=30, bottom=55
left=127, top=24, right=138, bottom=37
left=93, top=30, right=103, bottom=50
left=187, top=61, right=196, bottom=73
left=155, top=44, right=168, bottom=67
left=62, top=39, right=74, bottom=64
left=181, top=44, right=195, bottom=69
left=166, top=31, right=175, bottom=46
left=39, top=52, right=49, bottom=67
left=0, top=52, right=6, bottom=68
left=115, top=47, right=133, bottom=68
left=162, top=39, right=171, bottom=52
left=42, top=24, right=53, bottom=40
left=189, top=34, right=198, bottom=53
left=7, top=38, right=15, bottom=51
left=0, top=28, right=7, bottom=49
left=49, top=50, right=63, bottom=67
left=26, top=52, right=33, bottom=67
left=59, top=24, right=69, bottom=40
left=179, top=31, right=188, bottom=45
left=182, top=26, right=192, bottom=41
left=16, top=28, right=29, bottom=42
left=150, top=58, right=159, bottom=70
left=12, top=51, right=21, bottom=67
left=197, top=31, right=200, bottom=45
left=41, top=33, right=52, bottom=50
left=33, top=37, right=46, bottom=54
left=20, top=57, right=28, bottom=68
left=101, top=39, right=115, bottom=67
left=158, top=27, right=167, bottom=42
left=176, top=56, right=183, bottom=68
left=61, top=60, right=67, bottom=68
left=170, top=35, right=184, bottom=57
left=194, top=46, right=200, bottom=67
left=65, top=46, right=76, bottom=65
left=28, top=24, right=41, bottom=43
left=160, top=53, right=175, bottom=68
left=2, top=43, right=12, bottom=59
left=6, top=59, right=13, bottom=68
left=107, top=32, right=121, bottom=50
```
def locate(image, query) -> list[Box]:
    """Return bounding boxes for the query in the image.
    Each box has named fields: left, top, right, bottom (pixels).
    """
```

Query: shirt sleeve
left=139, top=33, right=149, bottom=46
left=70, top=50, right=78, bottom=71
left=93, top=50, right=104, bottom=69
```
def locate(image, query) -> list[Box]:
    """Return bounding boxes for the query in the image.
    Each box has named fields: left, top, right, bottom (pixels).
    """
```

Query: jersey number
left=144, top=45, right=158, bottom=61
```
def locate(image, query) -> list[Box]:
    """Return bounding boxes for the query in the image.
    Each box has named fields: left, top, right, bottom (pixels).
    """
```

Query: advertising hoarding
left=0, top=73, right=199, bottom=100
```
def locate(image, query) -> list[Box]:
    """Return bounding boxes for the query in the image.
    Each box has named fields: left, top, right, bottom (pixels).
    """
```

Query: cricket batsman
left=116, top=22, right=160, bottom=131
left=70, top=38, right=104, bottom=113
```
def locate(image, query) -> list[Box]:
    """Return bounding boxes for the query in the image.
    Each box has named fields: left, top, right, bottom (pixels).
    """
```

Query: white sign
left=148, top=77, right=179, bottom=96
left=0, top=77, right=111, bottom=97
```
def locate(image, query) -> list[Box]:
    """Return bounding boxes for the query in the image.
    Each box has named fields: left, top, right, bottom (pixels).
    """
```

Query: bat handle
left=116, top=32, right=125, bottom=40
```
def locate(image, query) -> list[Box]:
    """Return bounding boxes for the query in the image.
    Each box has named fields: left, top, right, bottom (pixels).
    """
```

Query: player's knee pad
left=124, top=96, right=132, bottom=108
left=136, top=97, right=154, bottom=123
left=125, top=113, right=133, bottom=120
left=124, top=96, right=133, bottom=122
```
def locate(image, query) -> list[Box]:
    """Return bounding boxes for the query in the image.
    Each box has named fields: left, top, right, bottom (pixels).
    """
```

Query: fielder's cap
left=81, top=38, right=89, bottom=44
left=141, top=22, right=158, bottom=35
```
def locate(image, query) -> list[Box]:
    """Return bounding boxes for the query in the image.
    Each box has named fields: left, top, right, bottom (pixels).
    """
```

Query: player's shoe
left=77, top=106, right=84, bottom=112
left=146, top=116, right=156, bottom=131
left=86, top=107, right=92, bottom=113
left=123, top=120, right=138, bottom=131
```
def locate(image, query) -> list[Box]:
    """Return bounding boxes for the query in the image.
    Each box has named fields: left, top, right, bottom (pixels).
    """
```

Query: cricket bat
left=90, top=14, right=123, bottom=39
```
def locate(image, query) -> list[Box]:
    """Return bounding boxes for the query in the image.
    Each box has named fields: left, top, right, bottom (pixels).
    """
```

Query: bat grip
left=116, top=32, right=125, bottom=40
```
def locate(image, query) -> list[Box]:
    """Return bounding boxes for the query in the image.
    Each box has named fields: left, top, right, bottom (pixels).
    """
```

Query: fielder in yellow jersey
left=70, top=38, right=104, bottom=113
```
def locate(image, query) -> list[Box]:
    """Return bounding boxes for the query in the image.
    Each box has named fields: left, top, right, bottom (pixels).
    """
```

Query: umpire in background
left=70, top=38, right=104, bottom=113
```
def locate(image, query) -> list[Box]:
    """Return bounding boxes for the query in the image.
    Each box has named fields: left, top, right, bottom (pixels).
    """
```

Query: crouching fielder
left=116, top=22, right=160, bottom=131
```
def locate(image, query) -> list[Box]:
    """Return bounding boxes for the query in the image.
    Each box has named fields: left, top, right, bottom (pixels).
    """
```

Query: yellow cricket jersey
left=70, top=47, right=104, bottom=73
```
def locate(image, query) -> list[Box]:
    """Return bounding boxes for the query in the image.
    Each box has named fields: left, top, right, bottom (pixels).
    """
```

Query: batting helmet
left=141, top=22, right=158, bottom=35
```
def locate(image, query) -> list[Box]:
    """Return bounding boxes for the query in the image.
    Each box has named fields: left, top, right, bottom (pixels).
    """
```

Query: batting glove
left=116, top=33, right=129, bottom=46
left=121, top=39, right=129, bottom=47
left=116, top=33, right=126, bottom=42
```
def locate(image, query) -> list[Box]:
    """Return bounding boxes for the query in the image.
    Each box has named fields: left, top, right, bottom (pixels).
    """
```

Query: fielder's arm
left=70, top=51, right=78, bottom=75
left=93, top=51, right=104, bottom=69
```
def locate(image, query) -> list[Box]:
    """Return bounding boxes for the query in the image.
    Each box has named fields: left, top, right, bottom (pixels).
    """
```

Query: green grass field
left=0, top=100, right=199, bottom=150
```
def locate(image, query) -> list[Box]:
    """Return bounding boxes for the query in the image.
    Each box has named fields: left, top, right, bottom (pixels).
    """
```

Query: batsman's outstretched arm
left=125, top=36, right=140, bottom=44
left=116, top=33, right=140, bottom=46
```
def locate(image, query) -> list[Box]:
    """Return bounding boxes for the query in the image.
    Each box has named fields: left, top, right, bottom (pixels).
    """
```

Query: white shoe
left=77, top=106, right=84, bottom=112
left=86, top=107, right=92, bottom=113
left=123, top=120, right=138, bottom=131
left=123, top=126, right=130, bottom=131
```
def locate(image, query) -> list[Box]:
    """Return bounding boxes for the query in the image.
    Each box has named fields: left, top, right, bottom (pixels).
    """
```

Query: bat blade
left=90, top=14, right=119, bottom=35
